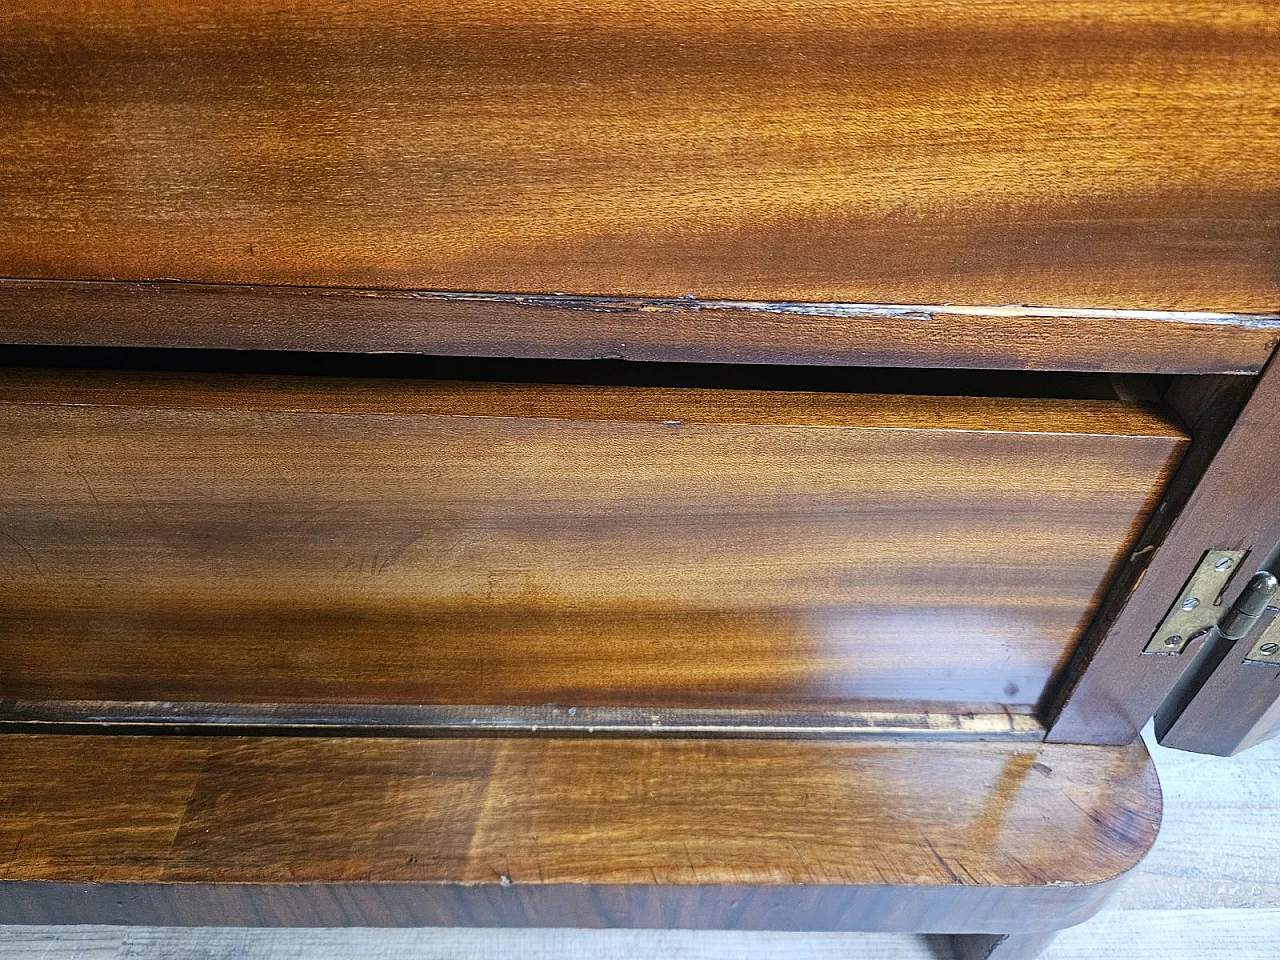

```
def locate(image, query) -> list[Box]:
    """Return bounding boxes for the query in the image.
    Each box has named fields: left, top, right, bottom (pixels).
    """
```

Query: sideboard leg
left=950, top=931, right=1058, bottom=960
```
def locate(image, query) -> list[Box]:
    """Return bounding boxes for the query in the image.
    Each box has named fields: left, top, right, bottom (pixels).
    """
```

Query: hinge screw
left=1261, top=643, right=1279, bottom=656
left=1163, top=635, right=1183, bottom=647
left=1215, top=557, right=1234, bottom=571
left=1181, top=597, right=1200, bottom=611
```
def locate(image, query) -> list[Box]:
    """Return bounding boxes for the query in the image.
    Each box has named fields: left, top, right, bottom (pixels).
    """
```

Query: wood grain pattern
left=3, top=280, right=1279, bottom=375
left=1047, top=356, right=1280, bottom=744
left=4, top=727, right=1278, bottom=955
left=0, top=369, right=1186, bottom=712
left=2, top=1, right=1278, bottom=311
left=0, top=734, right=1162, bottom=929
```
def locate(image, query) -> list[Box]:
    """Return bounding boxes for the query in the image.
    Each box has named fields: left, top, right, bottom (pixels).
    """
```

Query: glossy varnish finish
left=0, top=734, right=1162, bottom=928
left=0, top=369, right=1186, bottom=713
left=2, top=1, right=1278, bottom=311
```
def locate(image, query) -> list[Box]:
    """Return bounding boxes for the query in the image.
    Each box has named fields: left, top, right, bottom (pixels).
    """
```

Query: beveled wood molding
left=2, top=278, right=1278, bottom=374
left=0, top=700, right=1045, bottom=741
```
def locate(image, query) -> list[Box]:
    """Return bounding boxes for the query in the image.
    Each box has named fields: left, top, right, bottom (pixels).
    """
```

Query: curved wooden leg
left=951, top=932, right=1059, bottom=960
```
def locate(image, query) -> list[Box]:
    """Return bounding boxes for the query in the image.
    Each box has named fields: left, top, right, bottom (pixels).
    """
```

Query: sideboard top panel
left=2, top=0, right=1278, bottom=313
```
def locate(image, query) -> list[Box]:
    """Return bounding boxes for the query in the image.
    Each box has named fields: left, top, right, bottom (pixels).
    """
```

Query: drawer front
left=0, top=370, right=1186, bottom=714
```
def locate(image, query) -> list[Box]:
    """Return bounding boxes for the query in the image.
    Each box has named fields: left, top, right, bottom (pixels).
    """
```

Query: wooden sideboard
left=2, top=2, right=1279, bottom=958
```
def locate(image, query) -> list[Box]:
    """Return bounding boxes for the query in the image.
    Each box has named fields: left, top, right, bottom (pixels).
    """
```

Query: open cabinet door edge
left=1153, top=623, right=1280, bottom=756
left=1047, top=348, right=1280, bottom=750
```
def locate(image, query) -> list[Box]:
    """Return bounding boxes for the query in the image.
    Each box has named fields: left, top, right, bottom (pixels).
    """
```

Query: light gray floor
left=2, top=726, right=1276, bottom=959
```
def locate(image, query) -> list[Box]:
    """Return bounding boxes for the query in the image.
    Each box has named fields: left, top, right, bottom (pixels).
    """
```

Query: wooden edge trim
left=0, top=366, right=1190, bottom=439
left=0, top=879, right=1126, bottom=931
left=0, top=701, right=1045, bottom=741
left=2, top=278, right=1278, bottom=374
left=0, top=732, right=1161, bottom=930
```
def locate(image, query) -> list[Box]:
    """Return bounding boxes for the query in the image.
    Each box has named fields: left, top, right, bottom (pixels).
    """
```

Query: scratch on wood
left=922, top=836, right=963, bottom=885
left=0, top=530, right=42, bottom=575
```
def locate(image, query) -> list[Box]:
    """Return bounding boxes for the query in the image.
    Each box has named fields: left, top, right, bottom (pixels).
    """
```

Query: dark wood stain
left=953, top=932, right=1063, bottom=960
left=3, top=0, right=1273, bottom=946
left=1155, top=606, right=1280, bottom=756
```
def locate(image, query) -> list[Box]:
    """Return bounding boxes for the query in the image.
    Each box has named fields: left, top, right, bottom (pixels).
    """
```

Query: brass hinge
left=1243, top=611, right=1280, bottom=666
left=1144, top=550, right=1278, bottom=656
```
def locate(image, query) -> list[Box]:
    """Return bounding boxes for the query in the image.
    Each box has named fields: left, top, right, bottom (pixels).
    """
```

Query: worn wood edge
left=0, top=367, right=1191, bottom=439
left=0, top=701, right=1044, bottom=741
left=9, top=277, right=1280, bottom=324
left=2, top=279, right=1278, bottom=374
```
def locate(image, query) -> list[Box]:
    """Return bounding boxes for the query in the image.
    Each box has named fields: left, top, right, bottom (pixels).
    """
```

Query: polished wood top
left=2, top=0, right=1277, bottom=311
left=0, top=733, right=1162, bottom=928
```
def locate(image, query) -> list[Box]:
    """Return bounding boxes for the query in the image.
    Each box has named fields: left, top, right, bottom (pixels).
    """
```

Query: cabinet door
left=1151, top=537, right=1280, bottom=756
left=1047, top=357, right=1280, bottom=755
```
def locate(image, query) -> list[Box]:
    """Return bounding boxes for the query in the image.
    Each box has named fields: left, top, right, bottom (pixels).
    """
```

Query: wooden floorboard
left=1, top=913, right=1279, bottom=960
left=0, top=927, right=948, bottom=959
left=0, top=727, right=1275, bottom=958
left=1111, top=727, right=1280, bottom=912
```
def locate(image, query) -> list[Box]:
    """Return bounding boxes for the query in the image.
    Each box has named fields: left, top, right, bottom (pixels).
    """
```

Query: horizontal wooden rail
left=2, top=280, right=1278, bottom=373
left=0, top=701, right=1045, bottom=741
